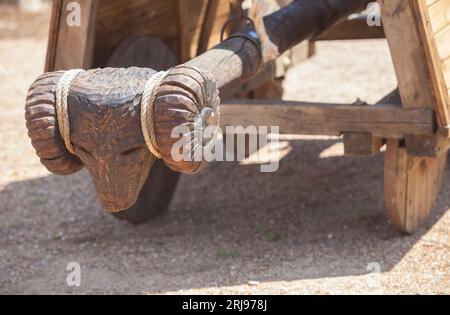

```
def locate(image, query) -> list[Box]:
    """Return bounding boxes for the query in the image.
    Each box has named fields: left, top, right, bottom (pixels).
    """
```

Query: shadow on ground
left=1, top=138, right=448, bottom=294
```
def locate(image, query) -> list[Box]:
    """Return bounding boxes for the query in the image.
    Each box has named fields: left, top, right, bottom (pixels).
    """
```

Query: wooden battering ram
left=25, top=0, right=450, bottom=234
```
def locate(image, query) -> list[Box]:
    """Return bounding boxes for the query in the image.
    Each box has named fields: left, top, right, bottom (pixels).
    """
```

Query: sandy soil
left=0, top=7, right=449, bottom=294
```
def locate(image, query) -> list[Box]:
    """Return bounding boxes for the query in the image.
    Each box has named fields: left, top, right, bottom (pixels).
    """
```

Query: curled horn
left=25, top=71, right=83, bottom=175
left=154, top=65, right=220, bottom=174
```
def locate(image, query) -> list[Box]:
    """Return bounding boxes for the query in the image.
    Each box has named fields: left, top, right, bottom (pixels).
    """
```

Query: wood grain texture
left=380, top=0, right=450, bottom=126
left=427, top=0, right=450, bottom=33
left=109, top=37, right=181, bottom=222
left=155, top=66, right=220, bottom=173
left=68, top=67, right=157, bottom=212
left=46, top=0, right=99, bottom=71
left=343, top=133, right=383, bottom=156
left=92, top=0, right=230, bottom=67
left=413, top=0, right=450, bottom=128
left=220, top=99, right=435, bottom=138
left=196, top=0, right=221, bottom=56
left=379, top=0, right=436, bottom=110
left=384, top=138, right=447, bottom=234
left=25, top=72, right=84, bottom=175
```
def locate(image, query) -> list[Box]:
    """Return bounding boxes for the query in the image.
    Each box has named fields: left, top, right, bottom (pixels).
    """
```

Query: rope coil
left=140, top=71, right=168, bottom=159
left=55, top=69, right=85, bottom=155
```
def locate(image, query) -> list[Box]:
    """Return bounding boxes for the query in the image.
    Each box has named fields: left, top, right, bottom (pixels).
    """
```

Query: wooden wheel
left=384, top=139, right=447, bottom=234
left=109, top=36, right=180, bottom=224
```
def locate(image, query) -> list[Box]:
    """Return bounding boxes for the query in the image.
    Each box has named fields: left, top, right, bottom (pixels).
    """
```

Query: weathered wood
left=384, top=138, right=447, bottom=234
left=316, top=15, right=385, bottom=40
left=379, top=0, right=450, bottom=126
left=46, top=0, right=99, bottom=71
left=196, top=0, right=221, bottom=55
left=380, top=2, right=450, bottom=235
left=106, top=37, right=177, bottom=71
left=343, top=133, right=384, bottom=156
left=405, top=134, right=450, bottom=157
left=26, top=64, right=219, bottom=212
left=25, top=72, right=84, bottom=175
left=220, top=99, right=435, bottom=138
left=45, top=0, right=62, bottom=71
left=108, top=38, right=181, bottom=223
left=92, top=0, right=230, bottom=66
left=412, top=0, right=450, bottom=128
left=426, top=0, right=450, bottom=32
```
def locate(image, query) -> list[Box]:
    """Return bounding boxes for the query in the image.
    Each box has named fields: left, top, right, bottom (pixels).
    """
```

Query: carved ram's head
left=25, top=67, right=219, bottom=212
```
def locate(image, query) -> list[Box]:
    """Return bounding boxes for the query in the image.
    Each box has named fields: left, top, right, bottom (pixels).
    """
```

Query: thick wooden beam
left=406, top=134, right=450, bottom=157
left=46, top=0, right=99, bottom=71
left=220, top=100, right=435, bottom=138
left=196, top=0, right=221, bottom=55
left=379, top=0, right=450, bottom=126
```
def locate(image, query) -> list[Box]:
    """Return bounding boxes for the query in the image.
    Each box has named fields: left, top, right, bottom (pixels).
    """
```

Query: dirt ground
left=0, top=6, right=449, bottom=295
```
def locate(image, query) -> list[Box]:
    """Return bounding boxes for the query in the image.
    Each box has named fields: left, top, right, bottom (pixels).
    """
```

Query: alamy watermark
left=66, top=2, right=81, bottom=27
left=366, top=2, right=382, bottom=27
left=171, top=124, right=281, bottom=173
left=66, top=262, right=81, bottom=287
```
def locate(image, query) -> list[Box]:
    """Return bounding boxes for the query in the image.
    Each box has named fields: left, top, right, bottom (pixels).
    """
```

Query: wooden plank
left=177, top=0, right=193, bottom=62
left=412, top=0, right=450, bottom=127
left=92, top=0, right=229, bottom=66
left=45, top=0, right=63, bottom=71
left=385, top=138, right=447, bottom=233
left=316, top=15, right=385, bottom=41
left=444, top=58, right=450, bottom=88
left=435, top=24, right=450, bottom=60
left=196, top=0, right=221, bottom=55
left=426, top=0, right=439, bottom=6
left=427, top=0, right=450, bottom=33
left=385, top=139, right=408, bottom=232
left=379, top=0, right=449, bottom=126
left=220, top=99, right=435, bottom=138
left=379, top=1, right=437, bottom=110
left=47, top=0, right=99, bottom=70
left=93, top=0, right=181, bottom=66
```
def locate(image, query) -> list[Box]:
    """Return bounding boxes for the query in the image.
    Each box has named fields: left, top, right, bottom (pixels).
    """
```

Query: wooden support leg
left=384, top=139, right=447, bottom=234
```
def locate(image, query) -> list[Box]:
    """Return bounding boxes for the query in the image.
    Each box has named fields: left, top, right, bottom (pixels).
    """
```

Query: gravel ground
left=0, top=7, right=449, bottom=295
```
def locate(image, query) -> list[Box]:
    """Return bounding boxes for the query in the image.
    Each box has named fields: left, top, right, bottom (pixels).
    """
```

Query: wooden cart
left=38, top=0, right=450, bottom=233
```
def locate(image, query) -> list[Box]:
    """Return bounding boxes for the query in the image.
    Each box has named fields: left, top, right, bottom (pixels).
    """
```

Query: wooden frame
left=220, top=100, right=435, bottom=138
